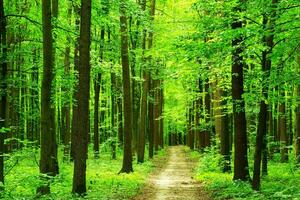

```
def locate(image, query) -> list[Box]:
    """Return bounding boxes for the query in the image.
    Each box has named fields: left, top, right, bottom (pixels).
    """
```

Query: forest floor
left=132, top=146, right=211, bottom=200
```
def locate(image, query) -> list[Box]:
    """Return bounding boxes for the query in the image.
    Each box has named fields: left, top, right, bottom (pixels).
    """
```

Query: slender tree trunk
left=117, top=94, right=124, bottom=146
left=62, top=4, right=72, bottom=161
left=72, top=0, right=92, bottom=194
left=148, top=0, right=156, bottom=159
left=159, top=82, right=164, bottom=148
left=188, top=103, right=194, bottom=150
left=137, top=0, right=148, bottom=163
left=252, top=5, right=277, bottom=188
left=70, top=4, right=80, bottom=162
left=295, top=47, right=300, bottom=164
left=108, top=29, right=117, bottom=160
left=279, top=93, right=288, bottom=163
left=0, top=0, right=8, bottom=187
left=119, top=0, right=133, bottom=173
left=148, top=78, right=154, bottom=159
left=94, top=29, right=104, bottom=159
left=204, top=78, right=211, bottom=147
left=232, top=1, right=250, bottom=181
left=153, top=79, right=160, bottom=152
left=219, top=90, right=231, bottom=173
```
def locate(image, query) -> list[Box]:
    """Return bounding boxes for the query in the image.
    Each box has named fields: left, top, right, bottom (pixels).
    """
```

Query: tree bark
left=279, top=95, right=288, bottom=163
left=38, top=0, right=59, bottom=194
left=252, top=3, right=277, bottom=188
left=72, top=0, right=92, bottom=194
left=296, top=47, right=300, bottom=164
left=94, top=29, right=105, bottom=159
left=0, top=0, right=8, bottom=187
left=62, top=3, right=72, bottom=162
left=137, top=0, right=148, bottom=163
left=70, top=3, right=80, bottom=162
left=232, top=1, right=250, bottom=181
left=119, top=0, right=133, bottom=173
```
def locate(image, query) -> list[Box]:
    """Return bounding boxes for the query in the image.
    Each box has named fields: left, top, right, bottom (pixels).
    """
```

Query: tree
left=38, top=0, right=59, bottom=194
left=72, top=0, right=92, bottom=194
left=252, top=0, right=278, bottom=190
left=231, top=0, right=250, bottom=181
left=119, top=0, right=133, bottom=173
left=137, top=0, right=148, bottom=164
left=296, top=46, right=300, bottom=165
left=0, top=0, right=7, bottom=187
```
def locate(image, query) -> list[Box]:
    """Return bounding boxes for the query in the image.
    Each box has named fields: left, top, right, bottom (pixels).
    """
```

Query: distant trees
left=186, top=0, right=300, bottom=192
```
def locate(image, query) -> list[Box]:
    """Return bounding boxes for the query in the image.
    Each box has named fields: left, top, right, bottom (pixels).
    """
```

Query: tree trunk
left=137, top=0, right=148, bottom=163
left=62, top=4, right=72, bottom=162
left=279, top=94, right=288, bottom=163
left=148, top=78, right=154, bottom=159
left=153, top=79, right=160, bottom=152
left=159, top=82, right=164, bottom=148
left=70, top=4, right=80, bottom=162
left=119, top=0, right=133, bottom=173
left=252, top=5, right=277, bottom=188
left=295, top=47, right=300, bottom=164
left=204, top=78, right=211, bottom=147
left=72, top=0, right=92, bottom=194
left=220, top=90, right=231, bottom=173
left=38, top=0, right=59, bottom=194
left=232, top=2, right=250, bottom=181
left=0, top=0, right=8, bottom=186
left=94, top=28, right=105, bottom=159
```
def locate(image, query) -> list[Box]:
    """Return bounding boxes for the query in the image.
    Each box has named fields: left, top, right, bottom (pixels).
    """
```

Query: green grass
left=1, top=145, right=166, bottom=200
left=192, top=149, right=300, bottom=200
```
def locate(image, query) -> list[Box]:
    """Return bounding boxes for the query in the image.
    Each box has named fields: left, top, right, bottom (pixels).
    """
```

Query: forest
left=0, top=0, right=300, bottom=199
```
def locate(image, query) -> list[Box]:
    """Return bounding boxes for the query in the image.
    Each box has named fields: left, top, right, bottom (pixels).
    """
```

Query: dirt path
left=133, top=146, right=211, bottom=200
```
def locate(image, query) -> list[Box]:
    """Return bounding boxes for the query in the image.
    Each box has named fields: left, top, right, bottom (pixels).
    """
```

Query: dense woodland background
left=0, top=0, right=300, bottom=199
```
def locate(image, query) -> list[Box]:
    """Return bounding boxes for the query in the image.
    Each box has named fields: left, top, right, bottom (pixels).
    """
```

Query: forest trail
left=133, top=146, right=211, bottom=200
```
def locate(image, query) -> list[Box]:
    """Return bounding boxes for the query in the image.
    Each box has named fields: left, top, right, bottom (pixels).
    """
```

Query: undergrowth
left=1, top=145, right=165, bottom=200
left=192, top=148, right=300, bottom=199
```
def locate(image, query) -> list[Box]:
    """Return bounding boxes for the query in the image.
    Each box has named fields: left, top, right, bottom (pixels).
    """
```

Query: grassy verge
left=1, top=146, right=166, bottom=200
left=190, top=148, right=300, bottom=200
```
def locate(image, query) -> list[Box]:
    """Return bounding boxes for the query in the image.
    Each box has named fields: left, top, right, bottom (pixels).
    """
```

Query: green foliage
left=0, top=146, right=163, bottom=199
left=194, top=149, right=300, bottom=200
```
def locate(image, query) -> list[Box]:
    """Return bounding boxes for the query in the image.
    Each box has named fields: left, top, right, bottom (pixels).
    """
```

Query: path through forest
left=133, top=146, right=211, bottom=200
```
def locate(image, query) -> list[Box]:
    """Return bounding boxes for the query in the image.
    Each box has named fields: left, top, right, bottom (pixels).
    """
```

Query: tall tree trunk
left=279, top=92, right=288, bottom=163
left=148, top=78, right=154, bottom=159
left=220, top=90, right=231, bottom=173
left=195, top=79, right=202, bottom=150
left=232, top=1, right=250, bottom=181
left=94, top=29, right=105, bottom=159
left=295, top=47, right=300, bottom=164
left=108, top=29, right=117, bottom=160
left=252, top=3, right=277, bottom=188
left=137, top=0, right=148, bottom=163
left=119, top=0, right=133, bottom=173
left=0, top=0, right=8, bottom=187
left=159, top=81, right=164, bottom=148
left=117, top=93, right=124, bottom=147
left=148, top=0, right=156, bottom=159
left=204, top=78, right=211, bottom=147
left=62, top=4, right=72, bottom=161
left=38, top=0, right=59, bottom=194
left=70, top=4, right=80, bottom=162
left=153, top=79, right=160, bottom=152
left=72, top=0, right=92, bottom=194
